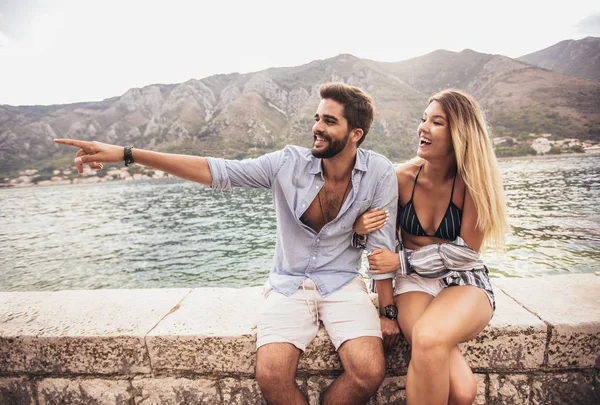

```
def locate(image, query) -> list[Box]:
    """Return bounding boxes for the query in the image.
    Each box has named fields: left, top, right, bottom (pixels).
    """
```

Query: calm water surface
left=1, top=154, right=599, bottom=291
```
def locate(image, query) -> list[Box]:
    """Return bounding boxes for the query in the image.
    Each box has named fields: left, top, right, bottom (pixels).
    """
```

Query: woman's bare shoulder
left=395, top=162, right=420, bottom=204
left=394, top=162, right=419, bottom=184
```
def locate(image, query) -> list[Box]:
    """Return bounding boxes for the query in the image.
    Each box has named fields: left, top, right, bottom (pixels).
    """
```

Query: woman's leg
left=447, top=347, right=477, bottom=405
left=397, top=292, right=477, bottom=405
left=395, top=292, right=434, bottom=344
left=404, top=285, right=492, bottom=405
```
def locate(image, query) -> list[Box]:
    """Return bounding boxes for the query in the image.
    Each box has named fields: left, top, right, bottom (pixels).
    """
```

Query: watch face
left=385, top=305, right=398, bottom=319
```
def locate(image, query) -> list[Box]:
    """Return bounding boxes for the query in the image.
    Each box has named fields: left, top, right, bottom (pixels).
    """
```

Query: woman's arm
left=459, top=189, right=485, bottom=252
left=353, top=208, right=389, bottom=236
left=367, top=248, right=400, bottom=274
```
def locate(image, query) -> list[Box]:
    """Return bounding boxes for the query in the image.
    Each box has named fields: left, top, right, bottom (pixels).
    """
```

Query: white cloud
left=573, top=12, right=600, bottom=36
left=1, top=0, right=599, bottom=106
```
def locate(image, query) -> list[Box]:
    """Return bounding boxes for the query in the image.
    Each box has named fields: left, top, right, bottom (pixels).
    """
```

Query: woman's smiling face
left=417, top=100, right=454, bottom=160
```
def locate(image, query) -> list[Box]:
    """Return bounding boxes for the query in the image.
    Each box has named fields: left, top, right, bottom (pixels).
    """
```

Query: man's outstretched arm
left=54, top=139, right=213, bottom=186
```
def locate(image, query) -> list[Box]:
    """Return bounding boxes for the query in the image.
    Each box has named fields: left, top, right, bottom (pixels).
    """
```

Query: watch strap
left=380, top=304, right=398, bottom=320
left=124, top=146, right=134, bottom=167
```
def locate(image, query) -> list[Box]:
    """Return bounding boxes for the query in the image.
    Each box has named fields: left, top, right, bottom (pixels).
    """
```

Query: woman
left=354, top=89, right=508, bottom=405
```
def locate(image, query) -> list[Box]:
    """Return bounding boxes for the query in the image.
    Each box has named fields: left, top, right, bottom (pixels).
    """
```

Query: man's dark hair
left=319, top=83, right=375, bottom=147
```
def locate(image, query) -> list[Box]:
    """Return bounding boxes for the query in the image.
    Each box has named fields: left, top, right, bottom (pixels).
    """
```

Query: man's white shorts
left=257, top=276, right=382, bottom=351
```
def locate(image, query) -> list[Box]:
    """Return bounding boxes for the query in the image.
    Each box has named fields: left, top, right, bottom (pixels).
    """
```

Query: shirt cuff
left=205, top=157, right=232, bottom=191
left=368, top=271, right=396, bottom=280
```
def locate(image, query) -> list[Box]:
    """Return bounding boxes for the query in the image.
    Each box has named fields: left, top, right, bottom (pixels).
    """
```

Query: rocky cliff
left=1, top=43, right=599, bottom=174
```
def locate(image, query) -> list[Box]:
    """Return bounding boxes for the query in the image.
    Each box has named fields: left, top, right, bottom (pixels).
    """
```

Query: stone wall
left=1, top=274, right=598, bottom=404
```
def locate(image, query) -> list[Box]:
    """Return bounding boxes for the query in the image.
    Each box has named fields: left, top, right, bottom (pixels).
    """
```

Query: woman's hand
left=367, top=248, right=400, bottom=274
left=353, top=208, right=389, bottom=235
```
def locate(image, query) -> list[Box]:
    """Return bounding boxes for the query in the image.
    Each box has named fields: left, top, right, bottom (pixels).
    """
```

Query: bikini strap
left=410, top=166, right=423, bottom=200
left=449, top=169, right=458, bottom=201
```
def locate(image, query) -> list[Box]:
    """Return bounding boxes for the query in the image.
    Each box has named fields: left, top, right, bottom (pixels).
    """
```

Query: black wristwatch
left=124, top=146, right=135, bottom=167
left=380, top=304, right=398, bottom=320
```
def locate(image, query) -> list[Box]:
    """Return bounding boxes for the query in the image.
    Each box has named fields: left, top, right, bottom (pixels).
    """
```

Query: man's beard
left=311, top=131, right=351, bottom=159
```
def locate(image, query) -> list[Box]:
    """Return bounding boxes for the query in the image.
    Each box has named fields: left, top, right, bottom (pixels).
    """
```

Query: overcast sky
left=1, top=0, right=599, bottom=106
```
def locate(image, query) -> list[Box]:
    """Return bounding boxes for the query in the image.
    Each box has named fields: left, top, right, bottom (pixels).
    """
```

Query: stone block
left=0, top=289, right=190, bottom=374
left=0, top=377, right=36, bottom=405
left=298, top=328, right=340, bottom=371
left=530, top=370, right=600, bottom=405
left=370, top=376, right=406, bottom=404
left=384, top=339, right=412, bottom=374
left=1, top=335, right=150, bottom=375
left=494, top=273, right=600, bottom=368
left=36, top=378, right=131, bottom=405
left=219, top=377, right=266, bottom=405
left=462, top=285, right=547, bottom=371
left=488, top=373, right=531, bottom=405
left=474, top=373, right=487, bottom=405
left=305, top=375, right=334, bottom=405
left=131, top=377, right=220, bottom=404
left=146, top=334, right=257, bottom=374
left=147, top=287, right=263, bottom=373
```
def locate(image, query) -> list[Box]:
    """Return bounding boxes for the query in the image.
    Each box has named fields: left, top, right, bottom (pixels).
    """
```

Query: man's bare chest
left=300, top=179, right=353, bottom=233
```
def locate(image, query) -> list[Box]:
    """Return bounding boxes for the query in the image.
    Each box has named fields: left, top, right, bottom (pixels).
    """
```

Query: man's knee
left=338, top=337, right=386, bottom=393
left=255, top=362, right=276, bottom=389
left=364, top=364, right=386, bottom=390
left=255, top=344, right=300, bottom=390
left=345, top=355, right=386, bottom=393
left=256, top=362, right=294, bottom=387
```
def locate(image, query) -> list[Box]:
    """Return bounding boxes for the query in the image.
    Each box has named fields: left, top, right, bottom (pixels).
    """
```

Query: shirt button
left=316, top=239, right=320, bottom=243
left=302, top=204, right=306, bottom=208
left=312, top=257, right=316, bottom=261
left=316, top=185, right=319, bottom=189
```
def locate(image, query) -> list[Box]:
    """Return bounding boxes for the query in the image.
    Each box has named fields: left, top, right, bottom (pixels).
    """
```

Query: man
left=55, top=82, right=400, bottom=405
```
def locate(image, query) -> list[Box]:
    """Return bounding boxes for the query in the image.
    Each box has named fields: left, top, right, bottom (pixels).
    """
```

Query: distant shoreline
left=497, top=150, right=600, bottom=161
left=2, top=150, right=598, bottom=190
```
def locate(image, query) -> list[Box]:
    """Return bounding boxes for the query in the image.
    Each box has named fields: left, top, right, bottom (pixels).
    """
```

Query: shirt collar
left=354, top=148, right=368, bottom=172
left=309, top=148, right=368, bottom=176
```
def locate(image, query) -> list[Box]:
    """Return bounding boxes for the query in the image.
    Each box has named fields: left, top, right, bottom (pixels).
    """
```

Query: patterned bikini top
left=398, top=166, right=462, bottom=240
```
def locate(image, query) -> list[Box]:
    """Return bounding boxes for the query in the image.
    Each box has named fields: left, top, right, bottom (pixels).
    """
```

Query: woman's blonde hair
left=411, top=89, right=509, bottom=249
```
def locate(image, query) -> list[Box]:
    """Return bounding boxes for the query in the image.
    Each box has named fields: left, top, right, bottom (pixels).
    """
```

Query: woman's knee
left=411, top=321, right=445, bottom=350
left=410, top=321, right=452, bottom=362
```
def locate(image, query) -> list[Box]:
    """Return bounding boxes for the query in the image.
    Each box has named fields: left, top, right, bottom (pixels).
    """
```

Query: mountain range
left=1, top=37, right=599, bottom=174
left=518, top=36, right=600, bottom=82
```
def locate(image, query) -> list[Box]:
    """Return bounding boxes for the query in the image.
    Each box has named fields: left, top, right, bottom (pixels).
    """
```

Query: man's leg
left=321, top=336, right=386, bottom=405
left=255, top=281, right=320, bottom=405
left=256, top=343, right=308, bottom=405
left=319, top=277, right=386, bottom=405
